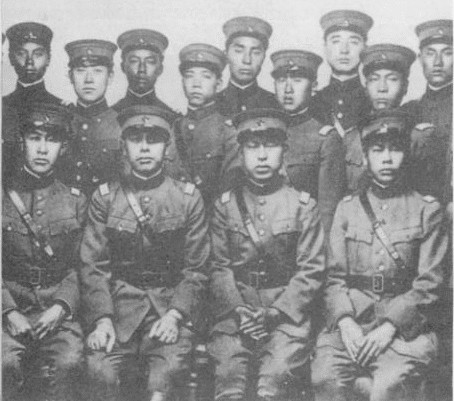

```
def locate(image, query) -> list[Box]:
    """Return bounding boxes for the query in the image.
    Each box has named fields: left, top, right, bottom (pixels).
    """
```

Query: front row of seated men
left=2, top=99, right=448, bottom=401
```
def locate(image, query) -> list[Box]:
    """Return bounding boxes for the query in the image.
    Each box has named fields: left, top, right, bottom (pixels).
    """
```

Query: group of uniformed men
left=1, top=8, right=452, bottom=401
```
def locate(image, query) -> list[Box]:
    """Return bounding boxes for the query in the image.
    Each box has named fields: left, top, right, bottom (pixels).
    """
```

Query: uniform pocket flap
left=50, top=217, right=81, bottom=235
left=271, top=219, right=300, bottom=235
left=153, top=215, right=185, bottom=233
left=390, top=226, right=423, bottom=243
left=2, top=217, right=28, bottom=234
left=345, top=228, right=373, bottom=244
left=106, top=215, right=138, bottom=233
left=227, top=220, right=249, bottom=236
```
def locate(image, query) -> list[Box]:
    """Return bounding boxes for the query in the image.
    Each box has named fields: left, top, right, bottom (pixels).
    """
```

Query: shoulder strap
left=331, top=113, right=346, bottom=139
left=122, top=185, right=149, bottom=227
left=7, top=189, right=54, bottom=258
left=359, top=190, right=406, bottom=269
left=233, top=185, right=266, bottom=255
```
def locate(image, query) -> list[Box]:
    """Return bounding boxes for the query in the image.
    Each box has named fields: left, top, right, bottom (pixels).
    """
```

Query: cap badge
left=196, top=53, right=204, bottom=61
left=378, top=123, right=389, bottom=134
left=250, top=119, right=266, bottom=131
left=287, top=59, right=295, bottom=66
left=247, top=26, right=254, bottom=32
left=381, top=53, right=387, bottom=60
left=139, top=38, right=145, bottom=44
left=142, top=116, right=154, bottom=127
left=25, top=31, right=38, bottom=40
left=87, top=48, right=93, bottom=55
left=438, top=29, right=444, bottom=35
left=33, top=115, right=50, bottom=127
left=341, top=20, right=350, bottom=27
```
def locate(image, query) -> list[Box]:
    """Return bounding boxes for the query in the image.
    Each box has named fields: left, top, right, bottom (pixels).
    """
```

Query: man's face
left=226, top=36, right=266, bottom=85
left=10, top=42, right=50, bottom=83
left=242, top=135, right=285, bottom=182
left=70, top=65, right=113, bottom=104
left=122, top=48, right=163, bottom=93
left=419, top=43, right=453, bottom=87
left=366, top=69, right=406, bottom=110
left=274, top=74, right=313, bottom=112
left=123, top=131, right=166, bottom=176
left=23, top=129, right=64, bottom=175
left=365, top=139, right=405, bottom=186
left=324, top=30, right=365, bottom=75
left=182, top=66, right=221, bottom=108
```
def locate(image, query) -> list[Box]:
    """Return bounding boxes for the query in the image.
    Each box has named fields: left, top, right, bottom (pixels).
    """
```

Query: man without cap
left=2, top=103, right=87, bottom=401
left=216, top=16, right=280, bottom=117
left=271, top=49, right=346, bottom=233
left=311, top=110, right=448, bottom=401
left=165, top=43, right=239, bottom=207
left=311, top=10, right=373, bottom=132
left=79, top=105, right=210, bottom=401
left=113, top=29, right=175, bottom=114
left=337, top=43, right=416, bottom=194
left=59, top=39, right=123, bottom=196
left=208, top=108, right=325, bottom=401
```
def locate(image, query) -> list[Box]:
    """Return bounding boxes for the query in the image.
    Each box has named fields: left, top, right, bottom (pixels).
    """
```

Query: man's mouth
left=34, top=158, right=49, bottom=165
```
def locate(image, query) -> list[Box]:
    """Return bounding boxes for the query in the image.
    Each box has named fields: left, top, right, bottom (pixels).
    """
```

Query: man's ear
left=216, top=77, right=223, bottom=93
left=120, top=60, right=126, bottom=74
left=107, top=70, right=115, bottom=87
left=156, top=62, right=164, bottom=77
left=59, top=140, right=68, bottom=157
left=418, top=52, right=423, bottom=67
left=120, top=138, right=127, bottom=156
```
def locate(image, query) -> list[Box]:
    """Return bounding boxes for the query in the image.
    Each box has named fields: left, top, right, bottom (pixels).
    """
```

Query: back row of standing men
left=2, top=9, right=452, bottom=401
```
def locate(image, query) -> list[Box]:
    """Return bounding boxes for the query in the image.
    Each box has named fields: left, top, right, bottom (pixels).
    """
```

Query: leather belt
left=233, top=261, right=292, bottom=290
left=110, top=263, right=177, bottom=289
left=7, top=266, right=69, bottom=288
left=347, top=274, right=411, bottom=295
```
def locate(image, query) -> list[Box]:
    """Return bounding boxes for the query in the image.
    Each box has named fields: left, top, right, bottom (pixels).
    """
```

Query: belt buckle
left=372, top=274, right=384, bottom=293
left=248, top=271, right=267, bottom=289
left=29, top=266, right=42, bottom=286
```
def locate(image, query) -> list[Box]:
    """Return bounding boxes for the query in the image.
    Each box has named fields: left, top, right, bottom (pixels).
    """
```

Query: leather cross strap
left=122, top=185, right=150, bottom=228
left=359, top=190, right=406, bottom=270
left=233, top=185, right=266, bottom=255
left=7, top=189, right=54, bottom=258
left=331, top=113, right=346, bottom=139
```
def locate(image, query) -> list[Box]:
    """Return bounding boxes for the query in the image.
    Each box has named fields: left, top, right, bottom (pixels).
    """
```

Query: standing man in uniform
left=208, top=108, right=325, bottom=401
left=216, top=16, right=280, bottom=117
left=271, top=49, right=346, bottom=233
left=61, top=39, right=122, bottom=196
left=311, top=10, right=373, bottom=132
left=79, top=105, right=210, bottom=401
left=2, top=103, right=87, bottom=401
left=113, top=29, right=175, bottom=114
left=311, top=110, right=448, bottom=401
left=166, top=43, right=239, bottom=207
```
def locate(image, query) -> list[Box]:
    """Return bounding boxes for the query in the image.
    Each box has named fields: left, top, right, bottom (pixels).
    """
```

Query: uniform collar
left=17, top=77, right=45, bottom=88
left=330, top=74, right=362, bottom=91
left=369, top=177, right=408, bottom=199
left=229, top=79, right=259, bottom=95
left=126, top=169, right=165, bottom=191
left=288, top=107, right=311, bottom=126
left=127, top=87, right=156, bottom=99
left=425, top=82, right=453, bottom=100
left=76, top=97, right=109, bottom=117
left=13, top=165, right=55, bottom=191
left=187, top=101, right=218, bottom=120
left=245, top=174, right=284, bottom=196
left=15, top=78, right=47, bottom=94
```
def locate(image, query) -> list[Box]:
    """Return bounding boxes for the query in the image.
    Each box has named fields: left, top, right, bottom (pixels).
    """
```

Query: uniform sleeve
left=53, top=192, right=89, bottom=316
left=78, top=189, right=114, bottom=329
left=220, top=124, right=241, bottom=180
left=272, top=200, right=326, bottom=324
left=208, top=199, right=246, bottom=318
left=380, top=202, right=448, bottom=340
left=2, top=280, right=18, bottom=315
left=169, top=189, right=210, bottom=321
left=310, top=91, right=331, bottom=126
left=324, top=201, right=356, bottom=330
left=318, top=132, right=347, bottom=233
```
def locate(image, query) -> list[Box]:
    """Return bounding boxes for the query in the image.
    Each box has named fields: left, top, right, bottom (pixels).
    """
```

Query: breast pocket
left=191, top=149, right=224, bottom=187
left=226, top=220, right=250, bottom=263
left=390, top=226, right=423, bottom=271
left=285, top=153, right=318, bottom=189
left=271, top=218, right=300, bottom=274
left=345, top=228, right=373, bottom=273
left=106, top=216, right=139, bottom=262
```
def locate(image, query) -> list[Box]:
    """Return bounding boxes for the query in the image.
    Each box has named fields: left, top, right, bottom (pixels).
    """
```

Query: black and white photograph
left=1, top=0, right=453, bottom=400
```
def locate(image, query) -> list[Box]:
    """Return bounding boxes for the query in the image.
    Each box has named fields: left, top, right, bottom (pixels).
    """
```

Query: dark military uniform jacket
left=2, top=80, right=63, bottom=111
left=216, top=80, right=280, bottom=116
left=112, top=88, right=175, bottom=114
left=209, top=177, right=325, bottom=338
left=342, top=125, right=367, bottom=194
left=2, top=103, right=21, bottom=189
left=59, top=99, right=122, bottom=196
left=165, top=102, right=240, bottom=206
left=404, top=84, right=453, bottom=204
left=79, top=173, right=210, bottom=343
left=2, top=167, right=87, bottom=318
left=324, top=182, right=448, bottom=341
left=284, top=110, right=346, bottom=233
left=311, top=75, right=371, bottom=131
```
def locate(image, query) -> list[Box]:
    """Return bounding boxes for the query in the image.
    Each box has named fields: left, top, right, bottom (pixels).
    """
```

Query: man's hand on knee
left=33, top=304, right=66, bottom=340
left=87, top=317, right=116, bottom=352
left=235, top=305, right=268, bottom=340
left=356, top=321, right=396, bottom=367
left=149, top=309, right=182, bottom=344
left=5, top=310, right=33, bottom=338
left=338, top=316, right=365, bottom=362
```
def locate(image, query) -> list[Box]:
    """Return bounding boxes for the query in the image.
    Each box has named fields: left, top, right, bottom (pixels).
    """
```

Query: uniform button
left=258, top=229, right=265, bottom=236
left=188, top=123, right=195, bottom=130
left=143, top=196, right=150, bottom=203
left=258, top=198, right=266, bottom=205
left=241, top=105, right=247, bottom=111
left=6, top=225, right=12, bottom=231
left=180, top=176, right=187, bottom=182
left=96, top=118, right=101, bottom=123
left=37, top=225, right=42, bottom=230
left=206, top=153, right=212, bottom=159
left=76, top=161, right=83, bottom=167
left=381, top=204, right=388, bottom=211
left=81, top=136, right=87, bottom=142
left=337, top=112, right=344, bottom=119
left=118, top=224, right=123, bottom=231
left=378, top=265, right=385, bottom=271
left=258, top=214, right=265, bottom=221
left=92, top=176, right=99, bottom=183
left=35, top=210, right=43, bottom=216
left=338, top=99, right=344, bottom=105
left=76, top=175, right=81, bottom=181
left=102, top=148, right=107, bottom=153
left=82, top=123, right=88, bottom=130
left=36, top=195, right=43, bottom=201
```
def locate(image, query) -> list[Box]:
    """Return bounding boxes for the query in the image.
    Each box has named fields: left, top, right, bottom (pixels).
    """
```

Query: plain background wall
left=1, top=0, right=452, bottom=113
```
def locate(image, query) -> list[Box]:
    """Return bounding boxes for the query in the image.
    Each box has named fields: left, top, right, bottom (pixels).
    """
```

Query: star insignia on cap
left=247, top=26, right=254, bottom=32
left=341, top=20, right=350, bottom=27
left=33, top=115, right=50, bottom=127
left=87, top=48, right=93, bottom=55
left=381, top=53, right=387, bottom=60
left=139, top=38, right=145, bottom=44
left=287, top=59, right=295, bottom=66
left=142, top=116, right=154, bottom=127
left=438, top=29, right=444, bottom=35
left=378, top=123, right=389, bottom=134
left=196, top=53, right=204, bottom=61
left=25, top=31, right=38, bottom=40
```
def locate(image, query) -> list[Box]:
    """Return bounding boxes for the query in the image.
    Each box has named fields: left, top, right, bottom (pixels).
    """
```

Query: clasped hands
left=235, top=305, right=282, bottom=341
left=338, top=316, right=397, bottom=367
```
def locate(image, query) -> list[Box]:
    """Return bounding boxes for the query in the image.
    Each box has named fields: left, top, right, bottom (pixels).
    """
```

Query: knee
left=2, top=349, right=22, bottom=373
left=86, top=351, right=119, bottom=387
left=53, top=347, right=84, bottom=374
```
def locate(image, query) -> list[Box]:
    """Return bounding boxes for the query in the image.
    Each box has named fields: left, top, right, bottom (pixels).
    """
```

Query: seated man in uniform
left=311, top=110, right=448, bottom=401
left=208, top=108, right=325, bottom=401
left=79, top=105, right=210, bottom=401
left=271, top=49, right=346, bottom=233
left=2, top=103, right=87, bottom=401
left=165, top=43, right=238, bottom=207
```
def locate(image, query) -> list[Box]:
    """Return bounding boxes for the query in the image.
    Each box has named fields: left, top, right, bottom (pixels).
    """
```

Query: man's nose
left=37, top=139, right=48, bottom=153
left=242, top=51, right=252, bottom=65
left=25, top=53, right=34, bottom=67
left=378, top=78, right=388, bottom=92
left=284, top=78, right=294, bottom=93
left=84, top=70, right=94, bottom=83
left=257, top=144, right=267, bottom=159
left=433, top=51, right=443, bottom=67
